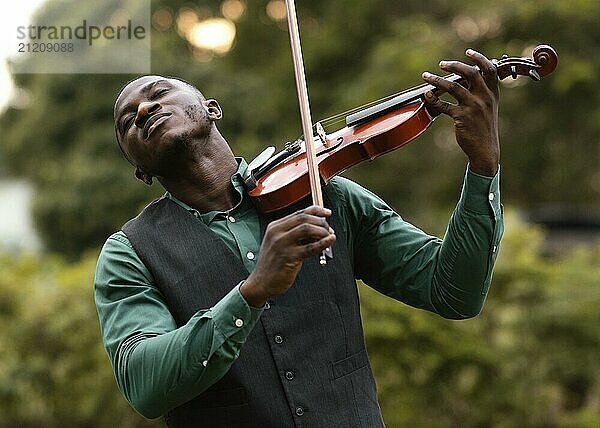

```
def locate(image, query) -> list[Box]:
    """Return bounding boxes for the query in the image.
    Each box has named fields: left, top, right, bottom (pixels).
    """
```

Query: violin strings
left=315, top=81, right=434, bottom=131
left=300, top=76, right=452, bottom=140
left=319, top=92, right=400, bottom=127
left=315, top=72, right=465, bottom=132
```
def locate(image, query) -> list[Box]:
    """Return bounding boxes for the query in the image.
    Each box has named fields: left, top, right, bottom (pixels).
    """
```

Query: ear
left=203, top=99, right=223, bottom=121
left=135, top=167, right=153, bottom=185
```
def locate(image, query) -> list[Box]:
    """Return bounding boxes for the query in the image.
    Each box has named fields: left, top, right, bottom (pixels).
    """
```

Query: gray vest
left=122, top=196, right=385, bottom=428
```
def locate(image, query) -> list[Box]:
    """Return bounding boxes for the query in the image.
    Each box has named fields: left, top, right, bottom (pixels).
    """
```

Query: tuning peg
left=528, top=69, right=541, bottom=81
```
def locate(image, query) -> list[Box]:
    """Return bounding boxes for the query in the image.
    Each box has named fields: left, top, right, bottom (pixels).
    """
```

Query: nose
left=134, top=101, right=161, bottom=128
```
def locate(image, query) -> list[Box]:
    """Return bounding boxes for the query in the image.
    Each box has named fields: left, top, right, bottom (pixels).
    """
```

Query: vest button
left=264, top=302, right=271, bottom=310
left=274, top=334, right=283, bottom=344
left=295, top=406, right=304, bottom=416
left=285, top=371, right=295, bottom=381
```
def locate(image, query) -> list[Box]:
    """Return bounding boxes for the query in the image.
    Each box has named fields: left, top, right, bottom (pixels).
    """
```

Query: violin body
left=247, top=45, right=558, bottom=213
left=249, top=102, right=433, bottom=212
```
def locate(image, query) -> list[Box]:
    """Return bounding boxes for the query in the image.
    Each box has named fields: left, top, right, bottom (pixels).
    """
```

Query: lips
left=143, top=112, right=172, bottom=140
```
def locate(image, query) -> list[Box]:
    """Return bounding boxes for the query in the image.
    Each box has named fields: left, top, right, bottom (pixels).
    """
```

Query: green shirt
left=94, top=159, right=503, bottom=418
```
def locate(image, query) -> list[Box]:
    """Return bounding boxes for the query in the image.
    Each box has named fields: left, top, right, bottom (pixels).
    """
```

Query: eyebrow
left=116, top=79, right=170, bottom=131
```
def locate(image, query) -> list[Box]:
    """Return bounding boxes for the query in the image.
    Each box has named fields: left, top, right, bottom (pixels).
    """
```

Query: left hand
left=422, top=49, right=500, bottom=176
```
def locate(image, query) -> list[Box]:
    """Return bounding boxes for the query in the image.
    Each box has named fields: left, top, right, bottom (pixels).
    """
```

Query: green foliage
left=0, top=251, right=161, bottom=427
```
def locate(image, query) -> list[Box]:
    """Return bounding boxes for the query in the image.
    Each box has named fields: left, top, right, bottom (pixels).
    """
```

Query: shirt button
left=285, top=371, right=295, bottom=381
left=493, top=245, right=497, bottom=253
left=235, top=318, right=244, bottom=328
left=202, top=360, right=208, bottom=367
left=274, top=334, right=283, bottom=344
left=246, top=251, right=255, bottom=260
left=264, top=302, right=271, bottom=310
left=228, top=216, right=236, bottom=223
left=488, top=193, right=495, bottom=201
left=295, top=406, right=304, bottom=416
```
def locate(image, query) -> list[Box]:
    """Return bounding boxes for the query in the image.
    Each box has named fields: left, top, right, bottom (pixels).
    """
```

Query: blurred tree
left=0, top=251, right=161, bottom=427
left=1, top=0, right=599, bottom=256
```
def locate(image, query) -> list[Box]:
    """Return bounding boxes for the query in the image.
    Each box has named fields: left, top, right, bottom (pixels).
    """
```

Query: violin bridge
left=315, top=122, right=330, bottom=147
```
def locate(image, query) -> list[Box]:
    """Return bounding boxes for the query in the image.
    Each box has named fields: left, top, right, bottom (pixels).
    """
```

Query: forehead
left=114, top=76, right=187, bottom=118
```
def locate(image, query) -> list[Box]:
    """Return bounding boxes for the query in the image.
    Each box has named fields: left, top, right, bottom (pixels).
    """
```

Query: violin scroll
left=494, top=44, right=558, bottom=81
left=532, top=44, right=559, bottom=77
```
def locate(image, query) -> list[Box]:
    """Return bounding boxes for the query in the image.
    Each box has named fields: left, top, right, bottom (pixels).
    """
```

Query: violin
left=244, top=44, right=558, bottom=214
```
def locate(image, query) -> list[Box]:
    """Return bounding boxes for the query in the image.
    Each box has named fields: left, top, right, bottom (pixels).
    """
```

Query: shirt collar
left=165, top=157, right=250, bottom=224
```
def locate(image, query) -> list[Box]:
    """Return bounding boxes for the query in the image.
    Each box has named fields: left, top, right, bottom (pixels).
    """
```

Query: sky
left=0, top=0, right=47, bottom=112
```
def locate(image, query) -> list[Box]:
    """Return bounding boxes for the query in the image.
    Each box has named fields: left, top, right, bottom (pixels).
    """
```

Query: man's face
left=113, top=75, right=212, bottom=176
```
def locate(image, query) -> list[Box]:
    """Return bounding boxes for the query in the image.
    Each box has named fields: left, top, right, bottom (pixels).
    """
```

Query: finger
left=301, top=234, right=337, bottom=258
left=285, top=206, right=332, bottom=230
left=287, top=222, right=333, bottom=246
left=298, top=205, right=332, bottom=217
left=423, top=90, right=458, bottom=118
left=268, top=209, right=331, bottom=235
left=422, top=71, right=469, bottom=102
left=465, top=49, right=498, bottom=94
left=438, top=60, right=486, bottom=94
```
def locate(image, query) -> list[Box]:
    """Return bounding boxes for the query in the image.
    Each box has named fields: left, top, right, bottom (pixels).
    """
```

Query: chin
left=165, top=130, right=191, bottom=151
left=152, top=132, right=189, bottom=170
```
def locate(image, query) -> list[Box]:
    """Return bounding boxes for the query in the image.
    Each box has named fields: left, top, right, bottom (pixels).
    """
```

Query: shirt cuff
left=210, top=282, right=264, bottom=341
left=458, top=164, right=501, bottom=217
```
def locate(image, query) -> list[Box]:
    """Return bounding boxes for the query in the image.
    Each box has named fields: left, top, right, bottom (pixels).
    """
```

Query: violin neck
left=345, top=73, right=463, bottom=127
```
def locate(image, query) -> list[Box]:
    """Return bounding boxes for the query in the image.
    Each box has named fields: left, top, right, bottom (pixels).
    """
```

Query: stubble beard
left=155, top=131, right=194, bottom=177
left=156, top=102, right=215, bottom=178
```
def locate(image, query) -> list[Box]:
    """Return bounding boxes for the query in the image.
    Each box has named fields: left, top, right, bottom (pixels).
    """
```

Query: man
left=95, top=49, right=503, bottom=427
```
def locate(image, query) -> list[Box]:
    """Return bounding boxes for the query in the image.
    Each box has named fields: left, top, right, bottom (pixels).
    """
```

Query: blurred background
left=0, top=0, right=599, bottom=426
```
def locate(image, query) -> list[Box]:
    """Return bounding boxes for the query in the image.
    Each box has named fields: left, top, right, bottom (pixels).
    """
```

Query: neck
left=159, top=132, right=239, bottom=213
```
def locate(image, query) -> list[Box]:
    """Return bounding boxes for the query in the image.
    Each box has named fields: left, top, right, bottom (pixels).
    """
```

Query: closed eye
left=151, top=88, right=168, bottom=100
left=121, top=114, right=135, bottom=134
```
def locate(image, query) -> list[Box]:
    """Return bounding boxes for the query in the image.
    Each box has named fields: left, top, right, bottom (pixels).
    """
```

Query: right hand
left=240, top=205, right=336, bottom=308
